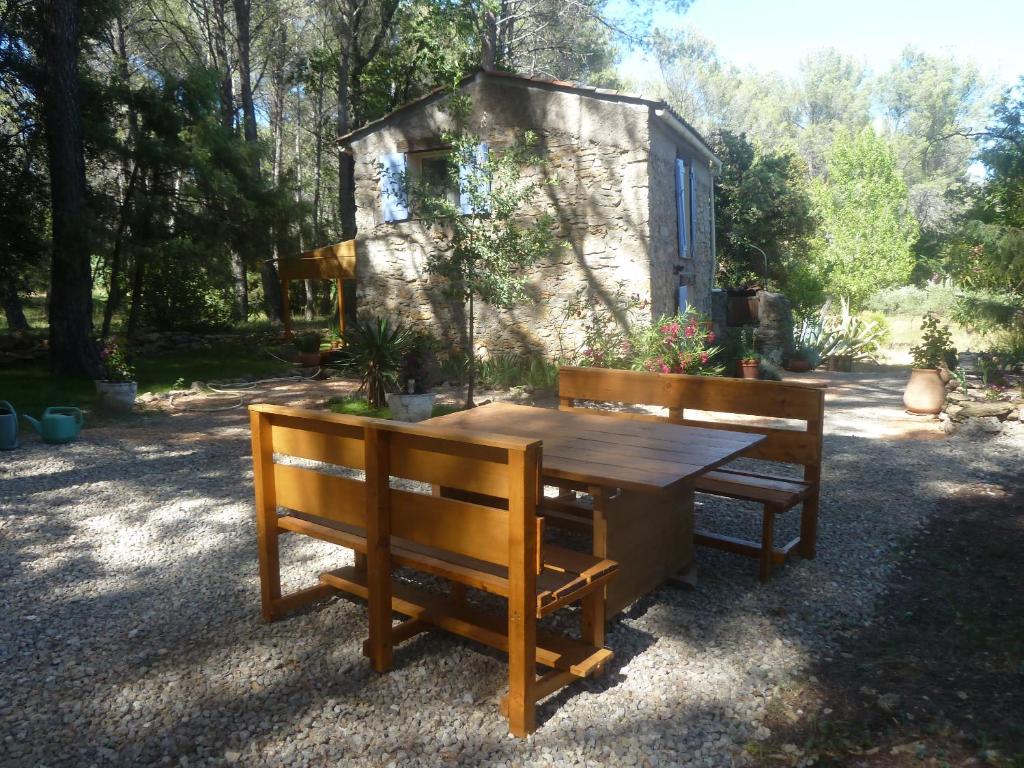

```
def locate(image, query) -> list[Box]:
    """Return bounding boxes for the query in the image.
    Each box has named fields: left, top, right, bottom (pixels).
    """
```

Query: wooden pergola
left=278, top=240, right=356, bottom=338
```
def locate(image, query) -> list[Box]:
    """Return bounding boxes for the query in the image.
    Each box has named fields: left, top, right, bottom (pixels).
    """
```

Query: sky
left=618, top=0, right=1024, bottom=88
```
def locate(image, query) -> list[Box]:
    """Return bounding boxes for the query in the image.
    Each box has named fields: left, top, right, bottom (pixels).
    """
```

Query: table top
left=423, top=402, right=765, bottom=494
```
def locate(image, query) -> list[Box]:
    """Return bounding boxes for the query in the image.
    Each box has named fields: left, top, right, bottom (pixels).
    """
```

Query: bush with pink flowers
left=628, top=309, right=725, bottom=376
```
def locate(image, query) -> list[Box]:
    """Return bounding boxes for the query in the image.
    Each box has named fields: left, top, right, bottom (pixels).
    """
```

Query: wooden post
left=364, top=426, right=393, bottom=673
left=250, top=410, right=282, bottom=621
left=506, top=444, right=539, bottom=737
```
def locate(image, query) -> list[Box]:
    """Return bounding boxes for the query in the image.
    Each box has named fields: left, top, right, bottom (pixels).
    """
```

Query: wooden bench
left=249, top=403, right=618, bottom=736
left=556, top=366, right=826, bottom=582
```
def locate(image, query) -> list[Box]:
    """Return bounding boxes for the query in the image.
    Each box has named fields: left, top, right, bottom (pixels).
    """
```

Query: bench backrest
left=558, top=366, right=825, bottom=471
left=249, top=404, right=542, bottom=573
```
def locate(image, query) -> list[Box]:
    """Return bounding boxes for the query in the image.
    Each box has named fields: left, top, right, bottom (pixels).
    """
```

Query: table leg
left=589, top=484, right=695, bottom=617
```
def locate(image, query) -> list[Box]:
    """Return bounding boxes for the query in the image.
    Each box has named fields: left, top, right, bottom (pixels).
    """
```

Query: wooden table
left=424, top=402, right=765, bottom=615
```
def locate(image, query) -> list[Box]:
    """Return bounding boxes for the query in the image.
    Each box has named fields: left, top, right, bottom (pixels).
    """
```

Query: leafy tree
left=709, top=130, right=819, bottom=308
left=808, top=128, right=919, bottom=308
left=403, top=93, right=559, bottom=407
left=943, top=79, right=1024, bottom=331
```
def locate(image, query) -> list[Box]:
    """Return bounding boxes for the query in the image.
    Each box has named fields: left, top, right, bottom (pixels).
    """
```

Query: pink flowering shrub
left=628, top=309, right=724, bottom=376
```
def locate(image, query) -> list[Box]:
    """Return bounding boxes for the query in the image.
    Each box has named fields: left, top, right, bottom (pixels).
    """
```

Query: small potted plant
left=295, top=331, right=323, bottom=367
left=783, top=343, right=817, bottom=373
left=387, top=332, right=438, bottom=422
left=738, top=329, right=760, bottom=379
left=903, top=314, right=954, bottom=414
left=96, top=338, right=138, bottom=413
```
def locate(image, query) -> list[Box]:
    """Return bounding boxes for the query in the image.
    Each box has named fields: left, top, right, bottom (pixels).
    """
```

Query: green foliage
left=796, top=298, right=888, bottom=363
left=402, top=93, right=560, bottom=405
left=338, top=317, right=414, bottom=409
left=864, top=285, right=958, bottom=317
left=628, top=311, right=725, bottom=375
left=709, top=130, right=819, bottom=306
left=99, top=338, right=135, bottom=383
left=400, top=331, right=439, bottom=394
left=736, top=328, right=758, bottom=363
left=942, top=79, right=1024, bottom=335
left=295, top=332, right=322, bottom=354
left=559, top=284, right=647, bottom=369
left=437, top=352, right=559, bottom=392
left=909, top=314, right=956, bottom=369
left=808, top=129, right=920, bottom=308
left=327, top=396, right=462, bottom=421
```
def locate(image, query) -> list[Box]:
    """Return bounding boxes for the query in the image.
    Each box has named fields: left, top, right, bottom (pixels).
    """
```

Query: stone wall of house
left=349, top=76, right=714, bottom=358
left=648, top=118, right=717, bottom=318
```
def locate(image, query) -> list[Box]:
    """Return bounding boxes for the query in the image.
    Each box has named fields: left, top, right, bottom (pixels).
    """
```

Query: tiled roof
left=337, top=68, right=719, bottom=166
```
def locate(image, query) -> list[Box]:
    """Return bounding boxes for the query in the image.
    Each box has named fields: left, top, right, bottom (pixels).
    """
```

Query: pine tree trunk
left=0, top=269, right=30, bottom=331
left=39, top=0, right=102, bottom=377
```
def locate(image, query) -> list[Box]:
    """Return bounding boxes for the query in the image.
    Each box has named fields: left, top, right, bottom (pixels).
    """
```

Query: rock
left=944, top=403, right=963, bottom=419
left=877, top=693, right=901, bottom=713
left=945, top=391, right=969, bottom=403
left=956, top=416, right=1003, bottom=437
left=957, top=401, right=1015, bottom=420
left=753, top=291, right=794, bottom=366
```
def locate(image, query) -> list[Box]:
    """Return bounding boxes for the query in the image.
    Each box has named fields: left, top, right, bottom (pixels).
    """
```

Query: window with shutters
left=379, top=143, right=490, bottom=222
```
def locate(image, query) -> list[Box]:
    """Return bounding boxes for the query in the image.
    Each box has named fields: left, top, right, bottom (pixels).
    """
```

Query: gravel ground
left=2, top=371, right=1022, bottom=767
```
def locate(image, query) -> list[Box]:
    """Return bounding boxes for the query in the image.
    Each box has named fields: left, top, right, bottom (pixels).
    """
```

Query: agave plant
left=339, top=317, right=414, bottom=408
left=796, top=298, right=887, bottom=364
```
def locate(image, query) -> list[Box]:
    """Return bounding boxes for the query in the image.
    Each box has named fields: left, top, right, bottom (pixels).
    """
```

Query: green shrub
left=909, top=314, right=956, bottom=369
left=864, top=285, right=958, bottom=317
left=627, top=309, right=725, bottom=376
left=336, top=317, right=413, bottom=408
left=796, top=298, right=888, bottom=362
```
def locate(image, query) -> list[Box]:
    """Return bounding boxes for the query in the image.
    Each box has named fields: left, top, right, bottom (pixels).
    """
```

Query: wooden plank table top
left=424, top=402, right=765, bottom=494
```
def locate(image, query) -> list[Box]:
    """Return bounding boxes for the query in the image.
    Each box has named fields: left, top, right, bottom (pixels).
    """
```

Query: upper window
left=378, top=143, right=490, bottom=223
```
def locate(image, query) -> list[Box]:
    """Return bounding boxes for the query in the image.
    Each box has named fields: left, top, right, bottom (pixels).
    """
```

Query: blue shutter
left=380, top=152, right=409, bottom=222
left=675, top=158, right=688, bottom=259
left=459, top=142, right=490, bottom=215
left=689, top=165, right=698, bottom=256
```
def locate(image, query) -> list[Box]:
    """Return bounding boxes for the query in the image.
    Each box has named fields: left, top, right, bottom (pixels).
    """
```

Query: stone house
left=338, top=69, right=721, bottom=358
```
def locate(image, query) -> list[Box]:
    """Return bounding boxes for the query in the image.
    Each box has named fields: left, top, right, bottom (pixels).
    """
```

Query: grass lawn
left=0, top=348, right=292, bottom=418
left=328, top=396, right=462, bottom=420
left=876, top=313, right=990, bottom=365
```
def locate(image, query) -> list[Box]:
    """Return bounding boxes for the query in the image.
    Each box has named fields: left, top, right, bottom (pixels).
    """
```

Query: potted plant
left=387, top=332, right=439, bottom=422
left=295, top=331, right=323, bottom=367
left=783, top=343, right=819, bottom=372
left=903, top=314, right=955, bottom=414
left=738, top=329, right=760, bottom=379
left=339, top=317, right=413, bottom=409
left=96, top=338, right=138, bottom=413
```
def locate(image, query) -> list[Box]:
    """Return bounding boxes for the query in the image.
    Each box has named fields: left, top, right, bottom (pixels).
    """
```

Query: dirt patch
left=755, top=482, right=1024, bottom=767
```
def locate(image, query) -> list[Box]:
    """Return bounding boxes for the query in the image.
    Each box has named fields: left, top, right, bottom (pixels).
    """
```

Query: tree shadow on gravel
left=753, top=475, right=1024, bottom=767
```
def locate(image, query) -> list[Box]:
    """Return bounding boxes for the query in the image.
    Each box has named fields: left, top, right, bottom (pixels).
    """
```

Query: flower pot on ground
left=826, top=354, right=853, bottom=372
left=904, top=314, right=957, bottom=415
left=737, top=328, right=760, bottom=378
left=295, top=332, right=323, bottom=367
left=386, top=392, right=437, bottom=422
left=903, top=368, right=945, bottom=414
left=739, top=360, right=760, bottom=379
left=96, top=339, right=137, bottom=413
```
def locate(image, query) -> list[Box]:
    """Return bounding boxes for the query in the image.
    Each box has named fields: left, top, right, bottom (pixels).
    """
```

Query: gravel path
left=2, top=372, right=1022, bottom=767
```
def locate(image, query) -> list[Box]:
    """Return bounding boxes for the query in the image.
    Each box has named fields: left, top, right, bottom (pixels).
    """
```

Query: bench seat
left=281, top=512, right=619, bottom=618
left=694, top=468, right=812, bottom=507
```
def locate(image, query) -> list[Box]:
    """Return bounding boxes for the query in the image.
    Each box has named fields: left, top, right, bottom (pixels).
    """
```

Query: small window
left=409, top=150, right=459, bottom=207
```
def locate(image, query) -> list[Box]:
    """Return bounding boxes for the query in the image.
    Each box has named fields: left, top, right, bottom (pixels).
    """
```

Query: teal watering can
left=23, top=407, right=84, bottom=445
left=0, top=400, right=18, bottom=450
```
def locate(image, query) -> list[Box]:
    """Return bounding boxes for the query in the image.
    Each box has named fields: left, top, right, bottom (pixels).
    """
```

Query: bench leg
left=760, top=505, right=778, bottom=583
left=580, top=591, right=606, bottom=678
left=799, top=496, right=819, bottom=560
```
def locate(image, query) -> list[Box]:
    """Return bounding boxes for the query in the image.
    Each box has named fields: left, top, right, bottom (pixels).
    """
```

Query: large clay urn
left=903, top=368, right=945, bottom=414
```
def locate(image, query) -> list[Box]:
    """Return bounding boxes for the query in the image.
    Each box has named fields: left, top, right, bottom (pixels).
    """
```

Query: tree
left=403, top=93, right=558, bottom=408
left=709, top=130, right=818, bottom=308
left=37, top=0, right=104, bottom=376
left=808, top=128, right=919, bottom=308
left=943, top=79, right=1024, bottom=332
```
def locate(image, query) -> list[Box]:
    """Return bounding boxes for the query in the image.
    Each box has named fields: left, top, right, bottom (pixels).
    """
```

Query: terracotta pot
left=784, top=358, right=811, bottom=373
left=827, top=355, right=853, bottom=372
left=739, top=361, right=760, bottom=379
left=903, top=368, right=945, bottom=414
left=297, top=352, right=321, bottom=367
left=938, top=366, right=951, bottom=384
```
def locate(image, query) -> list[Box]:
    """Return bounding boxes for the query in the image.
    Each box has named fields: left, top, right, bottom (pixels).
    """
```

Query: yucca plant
left=796, top=298, right=887, bottom=363
left=339, top=317, right=414, bottom=408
